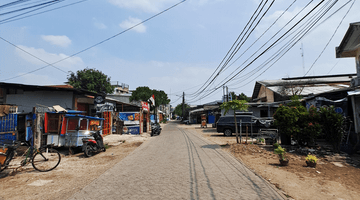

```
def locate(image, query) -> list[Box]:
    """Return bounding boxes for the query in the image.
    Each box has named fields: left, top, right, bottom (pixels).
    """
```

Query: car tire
left=224, top=129, right=232, bottom=137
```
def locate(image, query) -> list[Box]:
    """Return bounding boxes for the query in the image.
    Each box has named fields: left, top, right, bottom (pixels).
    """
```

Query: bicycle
left=0, top=141, right=61, bottom=172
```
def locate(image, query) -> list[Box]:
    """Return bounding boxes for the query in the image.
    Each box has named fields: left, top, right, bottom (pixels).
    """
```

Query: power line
left=0, top=0, right=88, bottom=25
left=304, top=0, right=355, bottom=76
left=229, top=0, right=343, bottom=90
left=186, top=0, right=267, bottom=97
left=0, top=0, right=63, bottom=16
left=187, top=0, right=274, bottom=100
left=1, top=0, right=187, bottom=82
left=0, top=36, right=68, bottom=75
left=188, top=0, right=334, bottom=103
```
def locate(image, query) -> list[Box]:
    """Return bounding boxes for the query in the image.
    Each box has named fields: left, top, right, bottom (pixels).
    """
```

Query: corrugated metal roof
left=267, top=84, right=349, bottom=96
left=336, top=22, right=360, bottom=58
left=252, top=74, right=354, bottom=100
left=259, top=76, right=353, bottom=86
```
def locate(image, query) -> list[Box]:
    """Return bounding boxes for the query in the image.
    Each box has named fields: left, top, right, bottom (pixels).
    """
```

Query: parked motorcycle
left=82, top=130, right=106, bottom=157
left=151, top=123, right=162, bottom=136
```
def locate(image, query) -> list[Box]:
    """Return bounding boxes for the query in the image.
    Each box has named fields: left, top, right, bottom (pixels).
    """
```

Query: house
left=335, top=21, right=360, bottom=152
left=0, top=82, right=151, bottom=146
left=251, top=74, right=354, bottom=103
left=0, top=82, right=98, bottom=114
left=107, top=82, right=131, bottom=103
left=188, top=100, right=222, bottom=124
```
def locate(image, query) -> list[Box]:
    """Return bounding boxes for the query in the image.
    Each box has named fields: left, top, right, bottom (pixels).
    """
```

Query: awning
left=189, top=108, right=204, bottom=114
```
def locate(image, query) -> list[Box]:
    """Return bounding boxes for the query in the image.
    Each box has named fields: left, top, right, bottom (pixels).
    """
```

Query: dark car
left=216, top=115, right=273, bottom=136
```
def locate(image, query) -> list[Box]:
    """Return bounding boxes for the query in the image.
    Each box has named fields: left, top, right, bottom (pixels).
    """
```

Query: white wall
left=6, top=91, right=74, bottom=113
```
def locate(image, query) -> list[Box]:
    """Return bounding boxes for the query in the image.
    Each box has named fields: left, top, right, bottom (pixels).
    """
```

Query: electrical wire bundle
left=0, top=0, right=88, bottom=25
left=183, top=0, right=355, bottom=104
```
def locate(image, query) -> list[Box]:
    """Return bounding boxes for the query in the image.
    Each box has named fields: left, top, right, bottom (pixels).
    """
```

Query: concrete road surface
left=69, top=121, right=284, bottom=200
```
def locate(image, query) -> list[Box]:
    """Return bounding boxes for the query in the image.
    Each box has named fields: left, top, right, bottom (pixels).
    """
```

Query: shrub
left=274, top=98, right=322, bottom=146
left=274, top=145, right=287, bottom=160
left=295, top=106, right=322, bottom=146
left=319, top=106, right=345, bottom=152
left=306, top=154, right=318, bottom=163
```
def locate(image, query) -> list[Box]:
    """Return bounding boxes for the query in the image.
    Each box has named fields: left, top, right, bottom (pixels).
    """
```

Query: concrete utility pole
left=226, top=86, right=229, bottom=102
left=182, top=92, right=185, bottom=120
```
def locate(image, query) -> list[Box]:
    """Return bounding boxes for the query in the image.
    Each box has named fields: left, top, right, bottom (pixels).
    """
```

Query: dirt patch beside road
left=0, top=135, right=150, bottom=200
left=186, top=124, right=360, bottom=200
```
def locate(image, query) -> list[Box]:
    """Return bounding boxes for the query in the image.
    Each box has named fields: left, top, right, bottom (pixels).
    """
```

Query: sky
left=0, top=0, right=359, bottom=107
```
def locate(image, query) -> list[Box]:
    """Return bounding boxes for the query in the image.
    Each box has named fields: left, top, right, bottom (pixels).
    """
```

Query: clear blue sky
left=0, top=0, right=359, bottom=106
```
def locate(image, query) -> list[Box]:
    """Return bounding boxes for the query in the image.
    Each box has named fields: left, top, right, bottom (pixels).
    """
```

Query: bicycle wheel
left=32, top=148, right=61, bottom=172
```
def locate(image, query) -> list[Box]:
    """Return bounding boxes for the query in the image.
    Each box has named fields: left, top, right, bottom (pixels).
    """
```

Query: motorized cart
left=44, top=111, right=104, bottom=148
left=201, top=114, right=207, bottom=128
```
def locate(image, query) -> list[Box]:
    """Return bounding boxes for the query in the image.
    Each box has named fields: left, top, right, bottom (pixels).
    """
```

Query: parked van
left=216, top=115, right=273, bottom=136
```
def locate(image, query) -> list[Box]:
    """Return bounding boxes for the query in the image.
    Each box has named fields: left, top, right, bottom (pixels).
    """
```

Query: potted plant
left=274, top=145, right=289, bottom=166
left=305, top=154, right=318, bottom=168
left=257, top=138, right=265, bottom=144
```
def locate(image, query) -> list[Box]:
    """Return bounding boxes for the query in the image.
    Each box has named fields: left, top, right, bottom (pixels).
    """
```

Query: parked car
left=216, top=115, right=274, bottom=136
left=181, top=120, right=189, bottom=125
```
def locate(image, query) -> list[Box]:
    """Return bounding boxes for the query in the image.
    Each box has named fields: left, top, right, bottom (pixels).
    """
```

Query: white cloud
left=15, top=45, right=84, bottom=69
left=93, top=18, right=107, bottom=29
left=41, top=35, right=71, bottom=47
left=119, top=17, right=146, bottom=33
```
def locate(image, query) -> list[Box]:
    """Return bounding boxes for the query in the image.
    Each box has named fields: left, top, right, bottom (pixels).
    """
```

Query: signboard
left=122, top=125, right=140, bottom=135
left=141, top=101, right=149, bottom=112
left=119, top=112, right=140, bottom=125
left=94, top=95, right=105, bottom=104
left=96, top=102, right=114, bottom=112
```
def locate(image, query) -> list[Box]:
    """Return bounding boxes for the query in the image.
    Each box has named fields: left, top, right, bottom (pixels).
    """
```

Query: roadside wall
left=6, top=91, right=73, bottom=113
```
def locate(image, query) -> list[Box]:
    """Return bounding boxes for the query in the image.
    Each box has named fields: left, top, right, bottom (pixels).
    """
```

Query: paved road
left=69, top=121, right=284, bottom=200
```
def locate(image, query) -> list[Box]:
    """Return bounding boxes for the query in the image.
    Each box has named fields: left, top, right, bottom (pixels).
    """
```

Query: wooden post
left=32, top=107, right=41, bottom=148
left=246, top=125, right=248, bottom=144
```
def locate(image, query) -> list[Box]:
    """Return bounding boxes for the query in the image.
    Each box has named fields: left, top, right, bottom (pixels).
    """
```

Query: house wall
left=107, top=95, right=130, bottom=103
left=6, top=91, right=74, bottom=113
left=257, top=85, right=274, bottom=102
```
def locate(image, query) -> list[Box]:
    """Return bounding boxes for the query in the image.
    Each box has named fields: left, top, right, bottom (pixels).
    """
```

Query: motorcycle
left=151, top=123, right=162, bottom=136
left=82, top=130, right=106, bottom=157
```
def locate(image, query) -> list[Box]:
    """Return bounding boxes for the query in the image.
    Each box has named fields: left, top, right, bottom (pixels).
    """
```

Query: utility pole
left=226, top=86, right=229, bottom=102
left=301, top=43, right=305, bottom=75
left=182, top=92, right=185, bottom=120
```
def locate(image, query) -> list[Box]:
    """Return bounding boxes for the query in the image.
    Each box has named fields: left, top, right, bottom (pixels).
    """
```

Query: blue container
left=0, top=132, right=16, bottom=145
left=0, top=114, right=17, bottom=133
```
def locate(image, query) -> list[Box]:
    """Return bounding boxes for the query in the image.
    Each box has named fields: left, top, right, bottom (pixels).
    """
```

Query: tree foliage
left=129, top=86, right=153, bottom=102
left=319, top=106, right=345, bottom=152
left=237, top=93, right=251, bottom=102
left=174, top=103, right=190, bottom=117
left=220, top=100, right=248, bottom=143
left=220, top=100, right=248, bottom=115
left=67, top=68, right=114, bottom=94
left=130, top=86, right=170, bottom=107
left=273, top=96, right=344, bottom=150
left=228, top=92, right=251, bottom=102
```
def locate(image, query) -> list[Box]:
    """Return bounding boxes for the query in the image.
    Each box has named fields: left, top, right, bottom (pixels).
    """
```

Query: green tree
left=174, top=103, right=190, bottom=117
left=130, top=87, right=170, bottom=107
left=220, top=100, right=248, bottom=143
left=152, top=90, right=170, bottom=107
left=237, top=93, right=251, bottom=102
left=129, top=86, right=153, bottom=102
left=67, top=68, right=114, bottom=94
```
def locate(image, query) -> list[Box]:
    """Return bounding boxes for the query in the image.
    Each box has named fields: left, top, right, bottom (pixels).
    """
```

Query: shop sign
left=141, top=101, right=149, bottom=112
left=119, top=112, right=140, bottom=121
